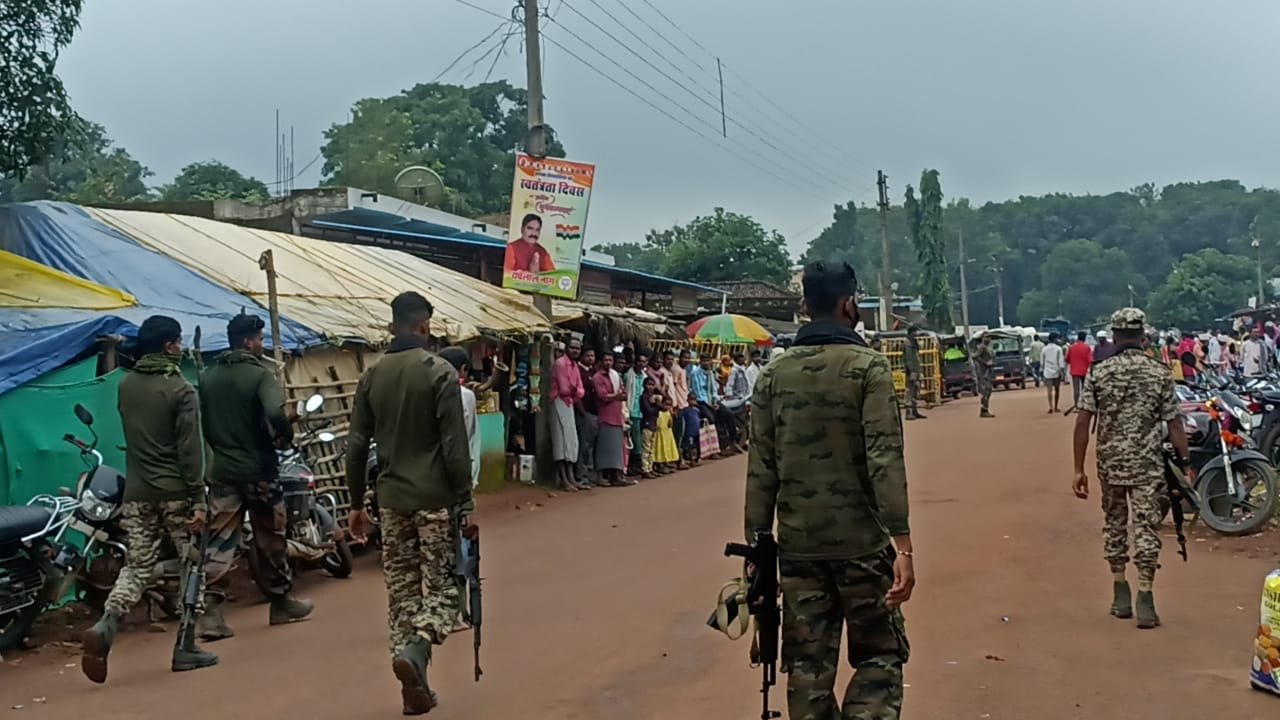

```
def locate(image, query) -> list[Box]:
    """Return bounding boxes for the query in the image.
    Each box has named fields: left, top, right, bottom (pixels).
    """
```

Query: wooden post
left=258, top=249, right=286, bottom=389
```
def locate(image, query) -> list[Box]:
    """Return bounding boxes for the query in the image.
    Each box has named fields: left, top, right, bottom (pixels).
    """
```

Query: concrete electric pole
left=958, top=229, right=971, bottom=339
left=522, top=0, right=552, bottom=318
left=876, top=171, right=891, bottom=331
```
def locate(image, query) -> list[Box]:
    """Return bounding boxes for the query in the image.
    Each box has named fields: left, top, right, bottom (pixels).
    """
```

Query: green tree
left=906, top=170, right=952, bottom=328
left=161, top=160, right=269, bottom=201
left=0, top=0, right=85, bottom=178
left=1014, top=239, right=1135, bottom=326
left=320, top=81, right=564, bottom=216
left=0, top=119, right=150, bottom=203
left=803, top=200, right=865, bottom=266
left=1147, top=249, right=1256, bottom=328
left=591, top=227, right=675, bottom=275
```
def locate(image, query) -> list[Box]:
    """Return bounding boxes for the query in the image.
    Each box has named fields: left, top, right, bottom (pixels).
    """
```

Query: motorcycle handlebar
left=62, top=433, right=89, bottom=451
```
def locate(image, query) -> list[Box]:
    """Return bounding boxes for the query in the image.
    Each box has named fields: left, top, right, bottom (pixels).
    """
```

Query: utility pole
left=991, top=260, right=1005, bottom=327
left=876, top=171, right=891, bottom=331
left=522, top=0, right=552, bottom=320
left=1251, top=216, right=1265, bottom=307
left=716, top=58, right=727, bottom=138
left=958, top=229, right=971, bottom=339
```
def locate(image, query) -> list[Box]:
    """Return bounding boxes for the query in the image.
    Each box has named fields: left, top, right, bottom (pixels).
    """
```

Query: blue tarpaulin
left=0, top=201, right=325, bottom=395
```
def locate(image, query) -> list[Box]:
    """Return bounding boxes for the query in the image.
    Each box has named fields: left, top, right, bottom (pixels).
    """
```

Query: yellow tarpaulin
left=84, top=208, right=550, bottom=343
left=0, top=249, right=136, bottom=310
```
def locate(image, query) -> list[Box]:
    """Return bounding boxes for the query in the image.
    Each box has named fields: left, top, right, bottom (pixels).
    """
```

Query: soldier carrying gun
left=742, top=261, right=915, bottom=720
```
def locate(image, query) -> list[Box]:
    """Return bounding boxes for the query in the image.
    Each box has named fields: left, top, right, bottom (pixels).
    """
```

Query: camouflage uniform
left=202, top=480, right=292, bottom=597
left=381, top=508, right=460, bottom=654
left=1079, top=308, right=1178, bottom=584
left=903, top=333, right=922, bottom=419
left=972, top=342, right=995, bottom=414
left=104, top=500, right=200, bottom=617
left=746, top=320, right=911, bottom=720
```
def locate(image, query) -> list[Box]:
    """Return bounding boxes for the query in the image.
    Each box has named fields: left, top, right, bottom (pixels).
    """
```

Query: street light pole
left=958, top=229, right=971, bottom=339
left=991, top=260, right=1005, bottom=327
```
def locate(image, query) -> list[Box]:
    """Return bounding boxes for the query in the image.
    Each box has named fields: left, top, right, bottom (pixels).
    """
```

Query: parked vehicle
left=982, top=329, right=1028, bottom=390
left=1162, top=397, right=1277, bottom=536
left=939, top=335, right=974, bottom=399
left=243, top=394, right=353, bottom=591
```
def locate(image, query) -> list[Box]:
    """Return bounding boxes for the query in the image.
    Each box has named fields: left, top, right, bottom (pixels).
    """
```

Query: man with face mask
left=196, top=313, right=313, bottom=641
left=746, top=260, right=914, bottom=720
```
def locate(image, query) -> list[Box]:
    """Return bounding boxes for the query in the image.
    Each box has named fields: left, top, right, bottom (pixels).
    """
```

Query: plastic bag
left=1251, top=569, right=1280, bottom=696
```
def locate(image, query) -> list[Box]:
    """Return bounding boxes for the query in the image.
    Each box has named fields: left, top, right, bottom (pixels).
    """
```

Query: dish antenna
left=393, top=166, right=445, bottom=207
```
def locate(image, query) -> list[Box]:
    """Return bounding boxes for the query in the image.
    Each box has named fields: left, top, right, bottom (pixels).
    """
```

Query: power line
left=556, top=0, right=853, bottom=191
left=484, top=23, right=521, bottom=82
left=433, top=21, right=509, bottom=82
left=265, top=151, right=322, bottom=187
left=579, top=0, right=720, bottom=105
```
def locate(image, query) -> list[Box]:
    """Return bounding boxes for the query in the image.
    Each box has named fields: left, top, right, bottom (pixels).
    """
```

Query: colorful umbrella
left=686, top=313, right=774, bottom=347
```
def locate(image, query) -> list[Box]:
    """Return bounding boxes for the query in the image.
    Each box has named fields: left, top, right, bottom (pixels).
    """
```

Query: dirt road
left=3, top=389, right=1278, bottom=718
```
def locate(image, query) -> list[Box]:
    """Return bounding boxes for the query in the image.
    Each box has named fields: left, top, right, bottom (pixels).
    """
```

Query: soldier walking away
left=345, top=292, right=474, bottom=715
left=196, top=313, right=313, bottom=640
left=81, top=315, right=217, bottom=683
left=746, top=260, right=914, bottom=720
left=903, top=325, right=926, bottom=420
left=1072, top=307, right=1190, bottom=629
left=973, top=334, right=996, bottom=418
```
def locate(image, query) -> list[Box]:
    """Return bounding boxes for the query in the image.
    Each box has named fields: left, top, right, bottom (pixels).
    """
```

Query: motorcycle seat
left=0, top=506, right=53, bottom=544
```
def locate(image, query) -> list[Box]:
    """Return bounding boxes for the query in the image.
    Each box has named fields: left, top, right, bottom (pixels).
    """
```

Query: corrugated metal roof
left=85, top=208, right=550, bottom=343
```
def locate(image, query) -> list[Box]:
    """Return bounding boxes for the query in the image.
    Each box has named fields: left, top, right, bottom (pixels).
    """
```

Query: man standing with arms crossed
left=1073, top=308, right=1189, bottom=629
left=746, top=260, right=914, bottom=720
left=346, top=292, right=473, bottom=715
left=81, top=316, right=217, bottom=682
left=197, top=313, right=312, bottom=640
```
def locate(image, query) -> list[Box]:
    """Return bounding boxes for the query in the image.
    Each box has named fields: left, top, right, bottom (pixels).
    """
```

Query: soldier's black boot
left=1110, top=581, right=1133, bottom=618
left=196, top=593, right=235, bottom=641
left=171, top=633, right=219, bottom=672
left=393, top=638, right=439, bottom=715
left=1135, top=590, right=1160, bottom=629
left=268, top=594, right=314, bottom=625
left=80, top=612, right=119, bottom=684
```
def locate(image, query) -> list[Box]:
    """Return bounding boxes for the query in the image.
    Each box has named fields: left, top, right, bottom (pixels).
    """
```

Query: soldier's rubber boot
left=393, top=638, right=439, bottom=715
left=80, top=612, right=119, bottom=684
left=980, top=410, right=995, bottom=418
left=268, top=594, right=314, bottom=625
left=171, top=633, right=219, bottom=673
left=196, top=593, right=235, bottom=641
left=1135, top=591, right=1160, bottom=629
left=1110, top=581, right=1133, bottom=619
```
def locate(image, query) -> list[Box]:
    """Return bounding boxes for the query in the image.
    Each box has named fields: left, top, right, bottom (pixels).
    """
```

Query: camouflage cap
left=1110, top=306, right=1146, bottom=331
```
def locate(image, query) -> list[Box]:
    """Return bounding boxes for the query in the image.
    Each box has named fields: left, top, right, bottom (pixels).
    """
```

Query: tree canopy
left=0, top=119, right=150, bottom=204
left=795, top=178, right=1280, bottom=330
left=160, top=160, right=269, bottom=202
left=0, top=0, right=85, bottom=178
left=320, top=81, right=564, bottom=216
left=1147, top=249, right=1257, bottom=330
left=595, top=208, right=792, bottom=286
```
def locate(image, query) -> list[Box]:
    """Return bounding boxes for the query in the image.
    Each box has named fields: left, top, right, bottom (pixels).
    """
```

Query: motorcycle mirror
left=305, top=394, right=324, bottom=414
left=74, top=403, right=94, bottom=427
left=317, top=431, right=337, bottom=443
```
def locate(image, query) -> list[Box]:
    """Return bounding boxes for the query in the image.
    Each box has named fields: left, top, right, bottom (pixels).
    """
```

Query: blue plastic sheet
left=0, top=201, right=325, bottom=395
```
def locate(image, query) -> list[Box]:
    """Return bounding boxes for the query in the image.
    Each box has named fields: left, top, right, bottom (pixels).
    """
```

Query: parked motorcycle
left=243, top=394, right=353, bottom=592
left=1162, top=397, right=1278, bottom=536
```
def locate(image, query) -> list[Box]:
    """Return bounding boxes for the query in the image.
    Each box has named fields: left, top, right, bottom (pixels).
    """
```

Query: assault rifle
left=1162, top=456, right=1191, bottom=562
left=174, top=529, right=209, bottom=653
left=723, top=531, right=781, bottom=720
left=454, top=513, right=482, bottom=681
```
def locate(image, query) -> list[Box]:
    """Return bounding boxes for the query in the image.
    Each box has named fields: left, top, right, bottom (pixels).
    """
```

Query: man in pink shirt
left=591, top=353, right=631, bottom=486
left=551, top=339, right=586, bottom=491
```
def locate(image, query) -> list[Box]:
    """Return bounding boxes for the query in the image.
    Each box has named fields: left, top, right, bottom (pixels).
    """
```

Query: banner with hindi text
left=502, top=153, right=595, bottom=299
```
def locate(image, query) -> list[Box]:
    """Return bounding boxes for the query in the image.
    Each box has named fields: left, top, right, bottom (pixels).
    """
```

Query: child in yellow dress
left=654, top=397, right=681, bottom=472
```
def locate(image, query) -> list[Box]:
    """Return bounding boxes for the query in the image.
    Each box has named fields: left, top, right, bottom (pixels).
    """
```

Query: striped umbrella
left=686, top=313, right=774, bottom=347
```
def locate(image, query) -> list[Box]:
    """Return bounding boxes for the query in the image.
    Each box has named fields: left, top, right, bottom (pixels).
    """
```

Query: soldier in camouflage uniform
left=746, top=261, right=915, bottom=720
left=903, top=326, right=925, bottom=421
left=972, top=335, right=996, bottom=418
left=345, top=292, right=473, bottom=716
left=81, top=316, right=217, bottom=683
left=1072, top=307, right=1190, bottom=629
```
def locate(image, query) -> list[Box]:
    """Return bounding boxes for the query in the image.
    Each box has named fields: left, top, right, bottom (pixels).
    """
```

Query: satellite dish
left=393, top=166, right=445, bottom=207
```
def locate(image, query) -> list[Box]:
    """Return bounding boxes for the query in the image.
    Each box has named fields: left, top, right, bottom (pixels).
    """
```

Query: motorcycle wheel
left=0, top=549, right=47, bottom=653
left=1196, top=458, right=1279, bottom=536
left=315, top=507, right=353, bottom=579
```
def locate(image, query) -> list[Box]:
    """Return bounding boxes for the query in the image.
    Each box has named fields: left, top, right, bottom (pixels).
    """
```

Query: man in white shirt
left=744, top=350, right=763, bottom=394
left=1207, top=333, right=1223, bottom=371
left=1040, top=333, right=1066, bottom=413
left=439, top=347, right=481, bottom=489
left=1242, top=327, right=1268, bottom=378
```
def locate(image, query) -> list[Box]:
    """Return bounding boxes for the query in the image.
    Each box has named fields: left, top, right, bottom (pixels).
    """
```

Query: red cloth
left=504, top=240, right=556, bottom=274
left=592, top=370, right=625, bottom=427
left=1066, top=341, right=1093, bottom=378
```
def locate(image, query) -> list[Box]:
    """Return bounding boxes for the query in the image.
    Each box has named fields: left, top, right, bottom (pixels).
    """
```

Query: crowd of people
left=548, top=339, right=766, bottom=490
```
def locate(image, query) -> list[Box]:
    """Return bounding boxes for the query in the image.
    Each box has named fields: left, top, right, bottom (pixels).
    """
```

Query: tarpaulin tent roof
left=0, top=202, right=326, bottom=395
left=0, top=249, right=137, bottom=310
left=85, top=208, right=550, bottom=343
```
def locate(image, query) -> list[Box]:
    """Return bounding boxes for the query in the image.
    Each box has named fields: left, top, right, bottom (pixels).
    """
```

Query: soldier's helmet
left=1110, top=307, right=1147, bottom=332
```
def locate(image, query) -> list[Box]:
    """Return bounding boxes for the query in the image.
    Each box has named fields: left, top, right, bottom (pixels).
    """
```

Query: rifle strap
left=713, top=578, right=751, bottom=641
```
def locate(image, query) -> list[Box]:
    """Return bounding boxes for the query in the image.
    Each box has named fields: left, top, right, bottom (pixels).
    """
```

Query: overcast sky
left=59, top=0, right=1279, bottom=257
